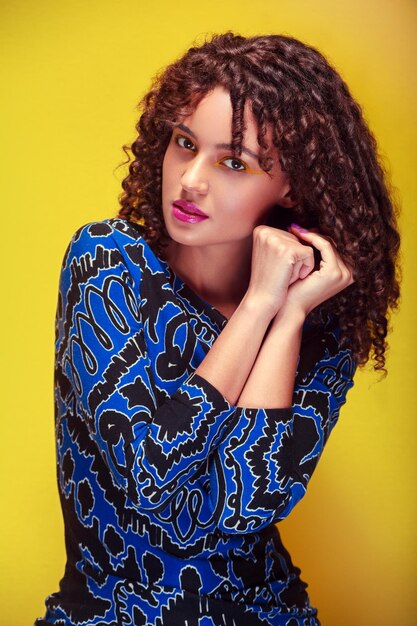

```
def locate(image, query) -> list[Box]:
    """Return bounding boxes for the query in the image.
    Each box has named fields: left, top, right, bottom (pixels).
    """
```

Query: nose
left=180, top=156, right=209, bottom=195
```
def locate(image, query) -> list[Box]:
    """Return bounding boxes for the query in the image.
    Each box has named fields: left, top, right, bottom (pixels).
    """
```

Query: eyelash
left=175, top=135, right=196, bottom=152
left=174, top=134, right=249, bottom=172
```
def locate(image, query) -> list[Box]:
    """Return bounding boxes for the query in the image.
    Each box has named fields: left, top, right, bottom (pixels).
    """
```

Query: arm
left=57, top=222, right=239, bottom=513
left=237, top=226, right=354, bottom=409
left=209, top=320, right=356, bottom=533
left=194, top=225, right=316, bottom=405
left=208, top=227, right=356, bottom=533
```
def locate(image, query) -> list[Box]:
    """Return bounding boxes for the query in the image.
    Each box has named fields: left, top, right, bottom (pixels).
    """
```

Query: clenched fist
left=244, top=225, right=316, bottom=319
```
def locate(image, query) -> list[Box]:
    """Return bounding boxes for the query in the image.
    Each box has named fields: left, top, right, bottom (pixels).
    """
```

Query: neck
left=165, top=239, right=253, bottom=317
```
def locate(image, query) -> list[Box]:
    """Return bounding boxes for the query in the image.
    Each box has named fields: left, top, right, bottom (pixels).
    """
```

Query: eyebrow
left=176, top=123, right=261, bottom=161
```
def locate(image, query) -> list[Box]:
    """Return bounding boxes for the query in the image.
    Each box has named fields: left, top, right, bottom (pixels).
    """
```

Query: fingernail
left=290, top=223, right=308, bottom=233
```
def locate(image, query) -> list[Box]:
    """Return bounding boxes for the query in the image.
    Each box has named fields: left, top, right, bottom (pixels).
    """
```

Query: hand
left=279, top=224, right=354, bottom=318
left=244, top=225, right=316, bottom=318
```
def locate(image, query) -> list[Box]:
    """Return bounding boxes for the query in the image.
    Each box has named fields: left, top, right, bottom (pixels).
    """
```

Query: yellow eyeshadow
left=213, top=161, right=265, bottom=175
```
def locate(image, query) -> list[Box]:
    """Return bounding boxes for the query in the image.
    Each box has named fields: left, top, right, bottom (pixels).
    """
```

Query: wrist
left=239, top=293, right=277, bottom=324
left=270, top=301, right=306, bottom=331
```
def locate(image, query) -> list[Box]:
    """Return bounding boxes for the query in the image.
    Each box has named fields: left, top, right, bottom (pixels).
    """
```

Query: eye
left=175, top=134, right=196, bottom=151
left=218, top=157, right=248, bottom=172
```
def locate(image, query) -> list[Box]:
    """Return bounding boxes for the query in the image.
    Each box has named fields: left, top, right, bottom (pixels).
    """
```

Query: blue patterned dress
left=36, top=218, right=355, bottom=626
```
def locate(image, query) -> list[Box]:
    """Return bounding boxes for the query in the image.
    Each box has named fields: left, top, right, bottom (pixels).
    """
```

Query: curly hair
left=118, top=32, right=400, bottom=372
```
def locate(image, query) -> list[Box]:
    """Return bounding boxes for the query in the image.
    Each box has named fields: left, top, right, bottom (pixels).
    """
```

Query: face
left=162, top=86, right=292, bottom=251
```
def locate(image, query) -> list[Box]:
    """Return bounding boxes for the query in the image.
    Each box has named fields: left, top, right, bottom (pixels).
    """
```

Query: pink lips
left=172, top=199, right=209, bottom=224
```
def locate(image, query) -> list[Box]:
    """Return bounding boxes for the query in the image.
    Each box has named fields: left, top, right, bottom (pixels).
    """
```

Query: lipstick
left=172, top=199, right=209, bottom=224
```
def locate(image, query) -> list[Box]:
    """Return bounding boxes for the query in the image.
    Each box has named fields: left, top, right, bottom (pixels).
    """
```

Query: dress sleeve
left=56, top=222, right=236, bottom=512
left=208, top=321, right=356, bottom=534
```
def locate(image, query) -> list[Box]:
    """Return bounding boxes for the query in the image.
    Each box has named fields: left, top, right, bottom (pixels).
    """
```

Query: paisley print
left=36, top=219, right=355, bottom=625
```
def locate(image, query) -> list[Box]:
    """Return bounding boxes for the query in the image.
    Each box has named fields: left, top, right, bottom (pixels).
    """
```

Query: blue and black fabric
left=36, top=219, right=355, bottom=626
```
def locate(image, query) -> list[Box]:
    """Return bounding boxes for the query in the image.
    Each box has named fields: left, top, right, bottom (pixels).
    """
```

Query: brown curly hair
left=118, top=32, right=400, bottom=372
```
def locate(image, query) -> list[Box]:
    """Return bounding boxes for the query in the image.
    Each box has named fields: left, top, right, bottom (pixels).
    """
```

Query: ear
left=278, top=188, right=297, bottom=209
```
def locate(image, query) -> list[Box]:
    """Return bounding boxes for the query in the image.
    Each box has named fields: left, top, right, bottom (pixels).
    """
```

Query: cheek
left=161, top=155, right=175, bottom=212
left=162, top=145, right=177, bottom=179
left=255, top=180, right=280, bottom=205
left=234, top=182, right=279, bottom=219
left=162, top=158, right=175, bottom=198
left=161, top=152, right=170, bottom=185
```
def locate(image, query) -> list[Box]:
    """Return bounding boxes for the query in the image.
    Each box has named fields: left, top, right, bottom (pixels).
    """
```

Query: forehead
left=181, top=86, right=271, bottom=153
left=183, top=88, right=233, bottom=130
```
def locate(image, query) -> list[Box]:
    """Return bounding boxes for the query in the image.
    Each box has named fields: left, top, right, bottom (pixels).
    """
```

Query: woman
left=37, top=33, right=399, bottom=625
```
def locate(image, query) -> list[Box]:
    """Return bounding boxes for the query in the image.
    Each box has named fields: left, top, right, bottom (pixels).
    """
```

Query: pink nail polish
left=290, top=223, right=308, bottom=233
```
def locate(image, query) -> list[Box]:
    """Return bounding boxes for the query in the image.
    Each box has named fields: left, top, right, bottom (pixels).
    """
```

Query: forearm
left=194, top=297, right=274, bottom=406
left=237, top=305, right=305, bottom=408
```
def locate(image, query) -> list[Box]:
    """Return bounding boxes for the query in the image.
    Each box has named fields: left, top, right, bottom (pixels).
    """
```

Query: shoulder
left=59, top=219, right=173, bottom=308
left=64, top=218, right=144, bottom=258
left=61, top=218, right=163, bottom=276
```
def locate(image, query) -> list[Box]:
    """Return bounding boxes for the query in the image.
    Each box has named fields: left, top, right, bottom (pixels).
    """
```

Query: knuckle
left=346, top=269, right=354, bottom=285
left=253, top=225, right=267, bottom=237
left=331, top=268, right=342, bottom=282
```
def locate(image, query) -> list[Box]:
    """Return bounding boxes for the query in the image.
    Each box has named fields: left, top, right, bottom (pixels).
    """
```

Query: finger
left=299, top=256, right=315, bottom=279
left=291, top=247, right=315, bottom=282
left=290, top=225, right=355, bottom=286
left=288, top=259, right=304, bottom=285
left=285, top=229, right=317, bottom=277
left=289, top=225, right=338, bottom=267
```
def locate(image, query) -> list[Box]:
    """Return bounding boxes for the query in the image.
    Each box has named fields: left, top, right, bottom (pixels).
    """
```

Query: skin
left=162, top=87, right=307, bottom=317
left=161, top=86, right=353, bottom=407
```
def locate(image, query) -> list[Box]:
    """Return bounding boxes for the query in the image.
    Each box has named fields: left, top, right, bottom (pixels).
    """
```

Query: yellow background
left=1, top=1, right=415, bottom=624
